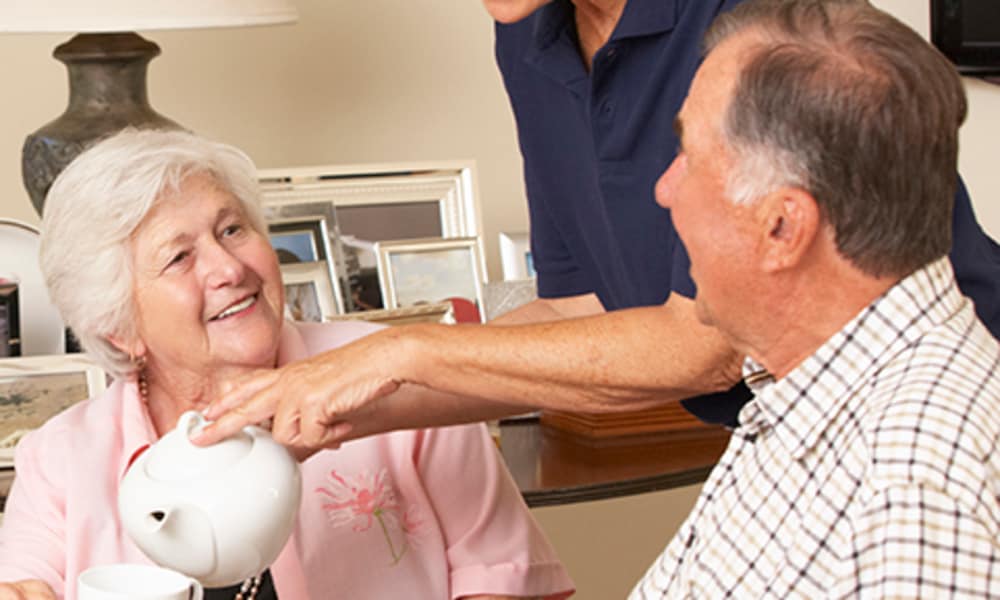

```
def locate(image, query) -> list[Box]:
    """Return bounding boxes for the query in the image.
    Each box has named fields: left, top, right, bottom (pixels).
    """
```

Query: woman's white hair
left=39, top=128, right=266, bottom=380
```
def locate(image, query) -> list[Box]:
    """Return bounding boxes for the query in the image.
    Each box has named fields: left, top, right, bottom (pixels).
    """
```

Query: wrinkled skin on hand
left=195, top=327, right=405, bottom=450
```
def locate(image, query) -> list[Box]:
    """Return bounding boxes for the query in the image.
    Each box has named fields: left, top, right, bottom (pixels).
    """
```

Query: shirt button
left=602, top=101, right=614, bottom=115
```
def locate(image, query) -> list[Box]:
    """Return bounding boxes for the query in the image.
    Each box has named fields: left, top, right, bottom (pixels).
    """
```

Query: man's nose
left=655, top=155, right=685, bottom=209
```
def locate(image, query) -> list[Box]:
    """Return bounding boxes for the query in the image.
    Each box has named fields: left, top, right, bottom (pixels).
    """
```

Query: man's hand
left=194, top=327, right=405, bottom=449
left=0, top=580, right=57, bottom=600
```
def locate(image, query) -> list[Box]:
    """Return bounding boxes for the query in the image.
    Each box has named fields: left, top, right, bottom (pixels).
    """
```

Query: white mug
left=77, top=564, right=203, bottom=600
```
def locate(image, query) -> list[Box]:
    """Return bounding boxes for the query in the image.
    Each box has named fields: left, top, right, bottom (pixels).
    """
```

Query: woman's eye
left=167, top=251, right=189, bottom=267
left=222, top=223, right=243, bottom=237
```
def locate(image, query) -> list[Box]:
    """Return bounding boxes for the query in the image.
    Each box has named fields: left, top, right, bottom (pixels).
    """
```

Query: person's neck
left=143, top=363, right=254, bottom=437
left=744, top=261, right=900, bottom=381
left=572, top=0, right=627, bottom=70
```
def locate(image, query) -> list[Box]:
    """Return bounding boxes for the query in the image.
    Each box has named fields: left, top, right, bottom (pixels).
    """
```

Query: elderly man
left=198, top=0, right=1000, bottom=451
left=631, top=0, right=1000, bottom=597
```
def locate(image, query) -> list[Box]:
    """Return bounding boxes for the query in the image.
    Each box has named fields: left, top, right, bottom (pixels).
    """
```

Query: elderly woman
left=0, top=129, right=573, bottom=600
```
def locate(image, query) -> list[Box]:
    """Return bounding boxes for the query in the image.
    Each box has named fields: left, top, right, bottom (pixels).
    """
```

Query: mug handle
left=188, top=578, right=204, bottom=600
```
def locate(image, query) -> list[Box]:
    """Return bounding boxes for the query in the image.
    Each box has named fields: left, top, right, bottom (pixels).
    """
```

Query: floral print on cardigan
left=315, top=468, right=422, bottom=565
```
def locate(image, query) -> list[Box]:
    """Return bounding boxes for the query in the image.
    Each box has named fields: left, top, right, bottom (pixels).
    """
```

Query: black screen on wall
left=932, top=0, right=1000, bottom=75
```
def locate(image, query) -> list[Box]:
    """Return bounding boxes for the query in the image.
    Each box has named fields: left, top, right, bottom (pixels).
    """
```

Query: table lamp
left=0, top=0, right=299, bottom=215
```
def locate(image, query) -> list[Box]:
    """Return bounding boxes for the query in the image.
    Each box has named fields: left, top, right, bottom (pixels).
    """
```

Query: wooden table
left=498, top=417, right=731, bottom=507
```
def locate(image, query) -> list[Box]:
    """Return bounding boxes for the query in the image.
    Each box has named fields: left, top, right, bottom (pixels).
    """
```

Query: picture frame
left=268, top=215, right=331, bottom=264
left=498, top=231, right=535, bottom=281
left=0, top=280, right=20, bottom=358
left=280, top=261, right=338, bottom=323
left=262, top=201, right=351, bottom=314
left=259, top=161, right=483, bottom=241
left=0, top=353, right=108, bottom=464
left=375, top=237, right=486, bottom=322
left=326, top=301, right=455, bottom=327
left=259, top=162, right=485, bottom=313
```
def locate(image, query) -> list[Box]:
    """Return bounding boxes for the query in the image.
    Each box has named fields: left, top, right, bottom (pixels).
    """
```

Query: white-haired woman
left=0, top=129, right=574, bottom=600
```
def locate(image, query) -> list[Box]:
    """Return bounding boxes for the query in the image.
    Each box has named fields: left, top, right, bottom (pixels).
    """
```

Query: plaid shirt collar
left=739, top=257, right=964, bottom=460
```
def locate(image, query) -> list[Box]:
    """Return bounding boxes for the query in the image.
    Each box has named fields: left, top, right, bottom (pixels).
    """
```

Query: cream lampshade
left=0, top=0, right=299, bottom=215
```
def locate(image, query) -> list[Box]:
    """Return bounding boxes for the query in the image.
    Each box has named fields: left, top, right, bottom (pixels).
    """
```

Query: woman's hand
left=194, top=328, right=406, bottom=449
left=0, top=580, right=57, bottom=600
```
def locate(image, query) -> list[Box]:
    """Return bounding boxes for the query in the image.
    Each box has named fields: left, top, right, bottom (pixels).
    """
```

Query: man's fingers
left=204, top=369, right=282, bottom=420
left=193, top=396, right=276, bottom=446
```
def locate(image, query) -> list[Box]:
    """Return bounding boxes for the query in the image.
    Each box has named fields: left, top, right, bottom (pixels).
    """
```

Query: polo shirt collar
left=612, top=0, right=678, bottom=40
left=530, top=0, right=679, bottom=47
left=530, top=1, right=574, bottom=50
left=739, top=257, right=962, bottom=460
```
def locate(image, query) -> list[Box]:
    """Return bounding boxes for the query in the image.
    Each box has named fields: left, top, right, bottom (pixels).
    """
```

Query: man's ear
left=758, top=187, right=820, bottom=273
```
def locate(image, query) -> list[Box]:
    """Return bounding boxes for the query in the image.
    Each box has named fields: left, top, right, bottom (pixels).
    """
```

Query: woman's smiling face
left=126, top=173, right=284, bottom=381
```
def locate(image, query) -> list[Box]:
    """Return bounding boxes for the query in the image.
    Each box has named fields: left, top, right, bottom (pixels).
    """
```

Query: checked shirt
left=631, top=257, right=1000, bottom=598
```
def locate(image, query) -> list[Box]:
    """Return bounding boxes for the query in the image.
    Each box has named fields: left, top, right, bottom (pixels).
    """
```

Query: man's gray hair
left=40, top=128, right=267, bottom=380
left=706, top=0, right=967, bottom=277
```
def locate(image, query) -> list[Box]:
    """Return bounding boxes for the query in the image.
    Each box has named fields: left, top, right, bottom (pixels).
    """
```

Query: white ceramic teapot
left=119, top=410, right=302, bottom=587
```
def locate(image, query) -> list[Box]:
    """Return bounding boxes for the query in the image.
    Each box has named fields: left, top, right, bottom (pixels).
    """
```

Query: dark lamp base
left=22, top=32, right=181, bottom=216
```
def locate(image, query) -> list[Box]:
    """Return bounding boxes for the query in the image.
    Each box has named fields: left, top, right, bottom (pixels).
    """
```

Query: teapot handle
left=177, top=411, right=206, bottom=446
left=188, top=577, right=204, bottom=600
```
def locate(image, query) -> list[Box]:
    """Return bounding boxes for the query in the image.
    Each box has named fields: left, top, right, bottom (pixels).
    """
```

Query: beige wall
left=0, top=1, right=997, bottom=597
left=1, top=1, right=998, bottom=276
left=0, top=0, right=526, bottom=279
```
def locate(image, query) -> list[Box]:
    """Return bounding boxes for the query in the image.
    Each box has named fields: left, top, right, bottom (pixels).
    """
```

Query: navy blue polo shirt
left=496, top=0, right=743, bottom=310
left=496, top=0, right=1000, bottom=424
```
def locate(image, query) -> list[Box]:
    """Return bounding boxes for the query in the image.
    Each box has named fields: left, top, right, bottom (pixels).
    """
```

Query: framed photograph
left=259, top=162, right=485, bottom=313
left=499, top=231, right=535, bottom=281
left=281, top=261, right=338, bottom=323
left=327, top=301, right=455, bottom=327
left=375, top=237, right=486, bottom=322
left=0, top=280, right=20, bottom=358
left=259, top=161, right=483, bottom=241
left=268, top=215, right=331, bottom=264
left=0, top=353, right=108, bottom=464
left=262, top=202, right=350, bottom=314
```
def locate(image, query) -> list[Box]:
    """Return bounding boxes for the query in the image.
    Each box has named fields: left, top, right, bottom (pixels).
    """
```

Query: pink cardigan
left=0, top=320, right=574, bottom=599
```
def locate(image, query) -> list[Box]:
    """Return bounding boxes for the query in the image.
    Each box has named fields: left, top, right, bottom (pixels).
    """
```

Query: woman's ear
left=106, top=332, right=146, bottom=360
left=758, top=187, right=821, bottom=273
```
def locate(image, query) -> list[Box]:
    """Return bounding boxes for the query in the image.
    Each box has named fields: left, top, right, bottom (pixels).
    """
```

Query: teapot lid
left=143, top=411, right=253, bottom=482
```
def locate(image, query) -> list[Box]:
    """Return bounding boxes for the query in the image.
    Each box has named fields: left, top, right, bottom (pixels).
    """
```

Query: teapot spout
left=144, top=509, right=171, bottom=533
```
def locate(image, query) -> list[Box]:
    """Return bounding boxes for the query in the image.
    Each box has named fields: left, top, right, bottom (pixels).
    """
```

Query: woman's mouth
left=211, top=295, right=257, bottom=321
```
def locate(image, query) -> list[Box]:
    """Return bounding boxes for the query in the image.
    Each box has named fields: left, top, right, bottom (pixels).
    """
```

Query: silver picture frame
left=375, top=237, right=486, bottom=322
left=262, top=202, right=351, bottom=314
left=0, top=353, right=108, bottom=464
left=280, top=261, right=338, bottom=323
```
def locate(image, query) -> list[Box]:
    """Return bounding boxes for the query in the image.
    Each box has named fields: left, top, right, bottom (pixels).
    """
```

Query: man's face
left=655, top=35, right=761, bottom=335
left=481, top=0, right=551, bottom=24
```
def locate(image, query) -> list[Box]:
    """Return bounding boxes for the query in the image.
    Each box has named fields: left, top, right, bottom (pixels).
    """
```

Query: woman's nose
left=201, top=241, right=246, bottom=287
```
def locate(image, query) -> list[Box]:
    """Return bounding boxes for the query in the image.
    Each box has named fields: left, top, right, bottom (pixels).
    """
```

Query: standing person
left=198, top=0, right=1000, bottom=449
left=0, top=129, right=573, bottom=600
left=632, top=0, right=1000, bottom=595
left=484, top=0, right=1000, bottom=426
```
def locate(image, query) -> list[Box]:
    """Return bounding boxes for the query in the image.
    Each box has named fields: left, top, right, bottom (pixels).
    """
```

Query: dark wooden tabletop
left=498, top=417, right=731, bottom=507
